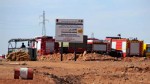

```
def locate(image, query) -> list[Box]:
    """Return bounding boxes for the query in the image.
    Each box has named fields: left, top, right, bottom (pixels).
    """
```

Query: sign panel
left=55, top=19, right=83, bottom=43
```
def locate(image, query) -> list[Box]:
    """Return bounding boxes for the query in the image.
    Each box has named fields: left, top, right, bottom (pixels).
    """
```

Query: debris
left=37, top=53, right=116, bottom=61
left=6, top=50, right=30, bottom=61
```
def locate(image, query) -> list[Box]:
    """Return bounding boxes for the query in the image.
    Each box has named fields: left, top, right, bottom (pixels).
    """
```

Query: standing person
left=21, top=43, right=26, bottom=48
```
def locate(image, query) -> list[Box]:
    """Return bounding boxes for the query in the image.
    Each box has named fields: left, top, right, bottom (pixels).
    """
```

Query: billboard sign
left=55, top=19, right=83, bottom=43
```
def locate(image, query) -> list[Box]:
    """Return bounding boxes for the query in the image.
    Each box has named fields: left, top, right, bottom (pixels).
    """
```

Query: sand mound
left=6, top=50, right=30, bottom=61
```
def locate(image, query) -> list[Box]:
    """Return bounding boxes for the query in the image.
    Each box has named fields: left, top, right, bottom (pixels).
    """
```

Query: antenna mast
left=40, top=11, right=48, bottom=36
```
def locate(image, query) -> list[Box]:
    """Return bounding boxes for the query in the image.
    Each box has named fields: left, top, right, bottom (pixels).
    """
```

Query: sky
left=0, top=0, right=150, bottom=54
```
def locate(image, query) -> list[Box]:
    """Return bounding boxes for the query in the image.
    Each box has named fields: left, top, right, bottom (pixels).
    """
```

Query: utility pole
left=40, top=11, right=48, bottom=36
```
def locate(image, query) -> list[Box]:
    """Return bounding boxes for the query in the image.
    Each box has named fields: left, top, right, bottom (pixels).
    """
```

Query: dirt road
left=0, top=58, right=150, bottom=84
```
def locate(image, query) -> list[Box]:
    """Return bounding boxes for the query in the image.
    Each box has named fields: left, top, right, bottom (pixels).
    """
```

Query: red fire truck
left=106, top=37, right=144, bottom=57
left=35, top=36, right=59, bottom=55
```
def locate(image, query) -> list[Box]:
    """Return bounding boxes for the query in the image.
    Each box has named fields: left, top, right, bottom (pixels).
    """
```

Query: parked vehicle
left=35, top=36, right=57, bottom=55
left=106, top=37, right=144, bottom=57
left=105, top=37, right=127, bottom=57
left=127, top=39, right=143, bottom=56
left=87, top=38, right=110, bottom=54
left=8, top=38, right=37, bottom=61
left=143, top=43, right=150, bottom=57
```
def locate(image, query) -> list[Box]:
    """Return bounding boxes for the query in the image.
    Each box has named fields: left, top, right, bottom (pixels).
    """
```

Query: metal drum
left=14, top=68, right=33, bottom=79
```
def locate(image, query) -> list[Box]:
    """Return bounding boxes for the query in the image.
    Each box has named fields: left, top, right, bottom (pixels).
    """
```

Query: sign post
left=60, top=42, right=63, bottom=61
left=74, top=43, right=77, bottom=61
left=55, top=19, right=84, bottom=61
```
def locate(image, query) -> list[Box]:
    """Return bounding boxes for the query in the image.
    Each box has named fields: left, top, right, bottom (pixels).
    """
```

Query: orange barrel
left=14, top=68, right=33, bottom=79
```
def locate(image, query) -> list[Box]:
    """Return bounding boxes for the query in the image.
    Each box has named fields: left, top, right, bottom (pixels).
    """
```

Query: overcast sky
left=0, top=0, right=150, bottom=54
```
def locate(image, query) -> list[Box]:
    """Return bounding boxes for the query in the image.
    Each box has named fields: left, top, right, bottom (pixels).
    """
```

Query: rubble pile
left=37, top=52, right=115, bottom=61
left=6, top=50, right=30, bottom=61
left=37, top=53, right=75, bottom=61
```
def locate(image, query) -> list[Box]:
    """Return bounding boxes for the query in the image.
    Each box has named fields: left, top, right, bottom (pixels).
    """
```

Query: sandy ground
left=0, top=54, right=150, bottom=84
